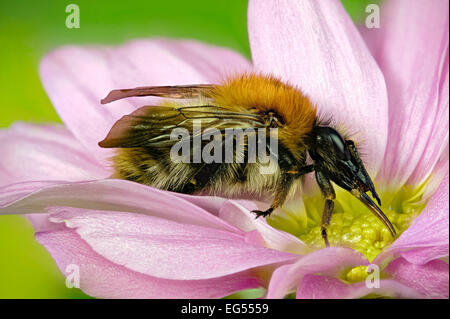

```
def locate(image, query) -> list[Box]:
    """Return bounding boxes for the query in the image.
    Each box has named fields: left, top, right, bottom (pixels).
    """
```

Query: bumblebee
left=99, top=73, right=396, bottom=246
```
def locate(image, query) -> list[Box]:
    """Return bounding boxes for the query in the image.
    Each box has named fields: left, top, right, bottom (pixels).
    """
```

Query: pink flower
left=0, top=0, right=448, bottom=298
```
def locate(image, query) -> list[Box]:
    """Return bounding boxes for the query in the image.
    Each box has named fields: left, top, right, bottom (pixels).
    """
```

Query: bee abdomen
left=112, top=145, right=284, bottom=199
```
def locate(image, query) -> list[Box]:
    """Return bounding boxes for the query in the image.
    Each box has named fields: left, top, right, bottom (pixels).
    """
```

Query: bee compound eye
left=329, top=132, right=350, bottom=161
left=313, top=126, right=351, bottom=161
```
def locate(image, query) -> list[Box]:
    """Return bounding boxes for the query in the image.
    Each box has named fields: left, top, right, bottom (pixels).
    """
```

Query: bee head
left=308, top=126, right=381, bottom=205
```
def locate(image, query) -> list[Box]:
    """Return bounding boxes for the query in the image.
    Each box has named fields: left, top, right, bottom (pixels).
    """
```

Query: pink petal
left=0, top=123, right=109, bottom=186
left=46, top=207, right=296, bottom=280
left=248, top=0, right=388, bottom=174
left=0, top=181, right=65, bottom=206
left=173, top=193, right=227, bottom=217
left=384, top=258, right=449, bottom=299
left=0, top=179, right=241, bottom=234
left=150, top=39, right=252, bottom=83
left=39, top=39, right=251, bottom=164
left=218, top=200, right=309, bottom=254
left=423, top=143, right=449, bottom=201
left=375, top=171, right=449, bottom=265
left=244, top=230, right=266, bottom=247
left=266, top=247, right=368, bottom=298
left=297, top=275, right=423, bottom=299
left=37, top=228, right=263, bottom=298
left=361, top=0, right=449, bottom=189
left=26, top=213, right=65, bottom=233
left=0, top=181, right=67, bottom=233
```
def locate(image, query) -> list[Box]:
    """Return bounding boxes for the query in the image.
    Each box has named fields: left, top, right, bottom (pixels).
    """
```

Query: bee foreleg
left=315, top=170, right=336, bottom=247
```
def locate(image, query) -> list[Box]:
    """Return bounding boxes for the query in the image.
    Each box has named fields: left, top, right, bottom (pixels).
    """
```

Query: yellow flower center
left=345, top=265, right=369, bottom=283
left=267, top=180, right=429, bottom=262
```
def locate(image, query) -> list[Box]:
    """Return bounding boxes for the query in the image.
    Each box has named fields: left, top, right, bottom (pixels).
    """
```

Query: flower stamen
left=268, top=182, right=429, bottom=261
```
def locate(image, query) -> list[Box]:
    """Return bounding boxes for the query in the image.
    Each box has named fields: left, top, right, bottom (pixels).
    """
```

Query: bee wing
left=101, top=84, right=215, bottom=104
left=98, top=104, right=267, bottom=148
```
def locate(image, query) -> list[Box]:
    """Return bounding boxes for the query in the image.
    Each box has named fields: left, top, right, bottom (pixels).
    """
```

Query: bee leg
left=252, top=207, right=274, bottom=219
left=321, top=198, right=335, bottom=247
left=287, top=164, right=315, bottom=177
left=252, top=171, right=296, bottom=219
left=315, top=170, right=336, bottom=247
left=251, top=151, right=315, bottom=218
left=254, top=165, right=315, bottom=217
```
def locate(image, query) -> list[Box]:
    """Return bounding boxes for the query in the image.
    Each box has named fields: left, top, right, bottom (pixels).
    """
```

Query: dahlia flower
left=0, top=0, right=448, bottom=298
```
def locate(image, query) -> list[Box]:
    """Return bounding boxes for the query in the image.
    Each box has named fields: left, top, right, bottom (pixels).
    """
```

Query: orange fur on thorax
left=212, top=73, right=317, bottom=159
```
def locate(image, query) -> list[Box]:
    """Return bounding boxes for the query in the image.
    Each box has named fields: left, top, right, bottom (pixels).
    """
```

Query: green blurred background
left=0, top=0, right=376, bottom=298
